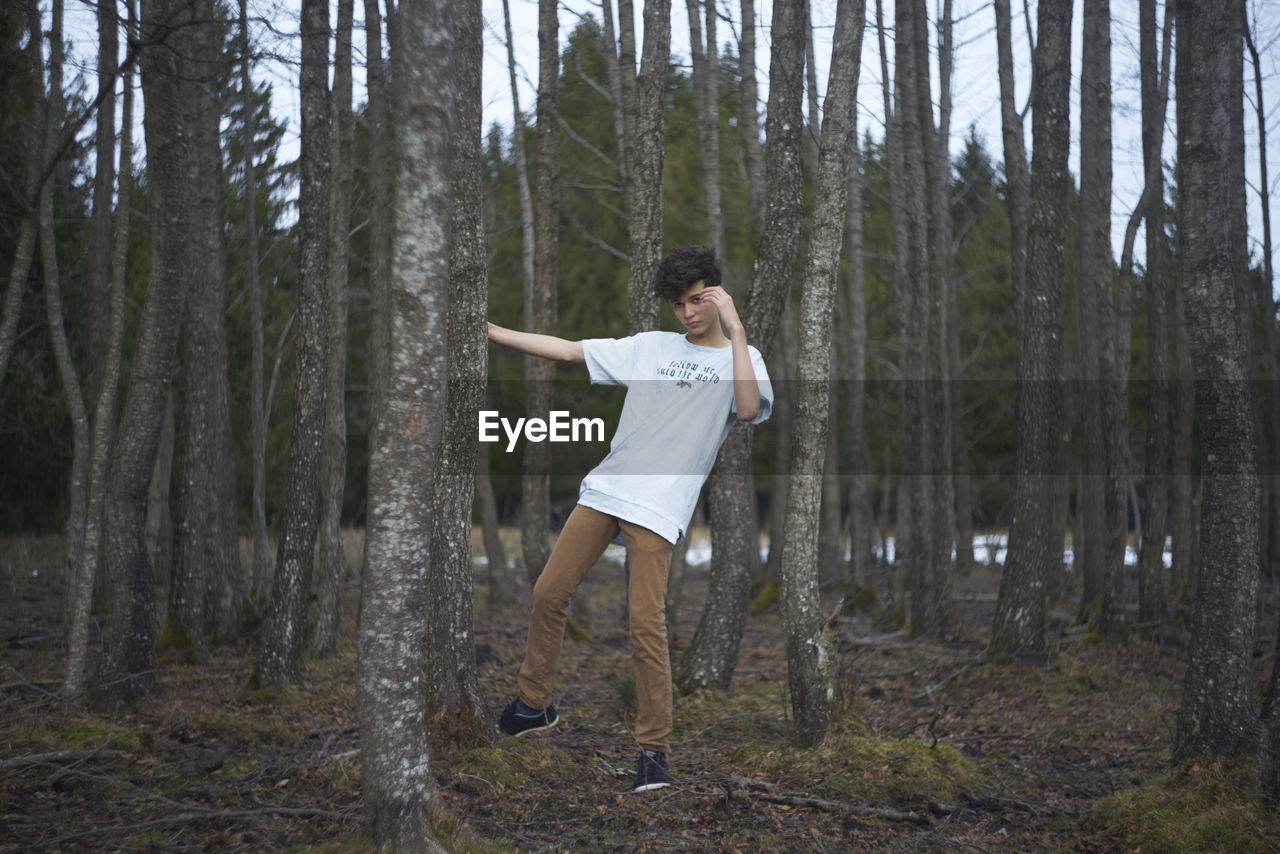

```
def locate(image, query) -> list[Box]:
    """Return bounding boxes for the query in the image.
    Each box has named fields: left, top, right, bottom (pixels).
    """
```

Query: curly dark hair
left=653, top=245, right=722, bottom=302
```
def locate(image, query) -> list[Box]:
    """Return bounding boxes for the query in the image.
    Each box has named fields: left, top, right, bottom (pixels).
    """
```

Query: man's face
left=671, top=280, right=718, bottom=336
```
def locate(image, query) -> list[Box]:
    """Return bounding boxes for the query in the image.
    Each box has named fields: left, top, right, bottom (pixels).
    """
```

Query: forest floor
left=2, top=530, right=1280, bottom=853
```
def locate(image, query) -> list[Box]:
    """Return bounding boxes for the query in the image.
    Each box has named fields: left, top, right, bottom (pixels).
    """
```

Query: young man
left=488, top=246, right=773, bottom=792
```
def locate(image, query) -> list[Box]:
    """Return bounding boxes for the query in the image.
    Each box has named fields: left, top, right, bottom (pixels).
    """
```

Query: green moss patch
left=1087, top=759, right=1280, bottom=853
left=730, top=729, right=984, bottom=809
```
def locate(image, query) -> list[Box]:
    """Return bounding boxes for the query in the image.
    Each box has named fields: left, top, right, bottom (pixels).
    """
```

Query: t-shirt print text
left=655, top=358, right=722, bottom=385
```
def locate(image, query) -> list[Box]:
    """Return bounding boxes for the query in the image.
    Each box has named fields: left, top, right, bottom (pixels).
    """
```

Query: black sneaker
left=633, top=749, right=672, bottom=792
left=498, top=698, right=559, bottom=737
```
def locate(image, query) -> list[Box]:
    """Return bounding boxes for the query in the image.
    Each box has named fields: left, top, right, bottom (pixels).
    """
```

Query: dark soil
left=2, top=532, right=1277, bottom=852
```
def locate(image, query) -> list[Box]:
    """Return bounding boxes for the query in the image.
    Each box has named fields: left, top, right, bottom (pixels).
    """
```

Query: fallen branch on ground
left=929, top=795, right=1079, bottom=818
left=724, top=774, right=929, bottom=824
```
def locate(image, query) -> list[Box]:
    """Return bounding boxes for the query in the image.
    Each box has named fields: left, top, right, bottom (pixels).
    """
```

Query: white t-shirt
left=578, top=330, right=773, bottom=544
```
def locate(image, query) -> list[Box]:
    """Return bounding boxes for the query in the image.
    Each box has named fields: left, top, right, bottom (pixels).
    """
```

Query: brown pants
left=517, top=505, right=674, bottom=754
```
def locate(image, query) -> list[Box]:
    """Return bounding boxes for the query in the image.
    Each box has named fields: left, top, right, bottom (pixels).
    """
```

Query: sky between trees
left=50, top=0, right=1280, bottom=278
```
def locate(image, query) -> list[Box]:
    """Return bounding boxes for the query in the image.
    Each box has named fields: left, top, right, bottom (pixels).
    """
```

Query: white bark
left=358, top=0, right=458, bottom=846
left=781, top=0, right=864, bottom=745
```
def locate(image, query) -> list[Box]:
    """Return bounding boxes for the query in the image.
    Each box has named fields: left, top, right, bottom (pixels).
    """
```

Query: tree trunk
left=937, top=0, right=972, bottom=575
left=1173, top=0, right=1265, bottom=766
left=738, top=0, right=765, bottom=240
left=476, top=447, right=511, bottom=607
left=99, top=0, right=201, bottom=707
left=678, top=0, right=805, bottom=695
left=990, top=0, right=1071, bottom=661
left=241, top=0, right=270, bottom=596
left=363, top=0, right=392, bottom=500
left=781, top=0, right=863, bottom=746
left=0, top=0, right=45, bottom=396
left=802, top=0, right=820, bottom=173
left=1246, top=19, right=1280, bottom=579
left=666, top=503, right=699, bottom=630
left=818, top=377, right=843, bottom=584
left=84, top=0, right=117, bottom=399
left=625, top=0, right=671, bottom=333
left=145, top=393, right=175, bottom=589
left=424, top=0, right=490, bottom=737
left=877, top=0, right=909, bottom=616
left=255, top=0, right=331, bottom=687
left=895, top=0, right=937, bottom=637
left=497, top=0, right=534, bottom=584
left=922, top=0, right=954, bottom=634
left=520, top=0, right=560, bottom=584
left=41, top=0, right=93, bottom=661
left=679, top=426, right=756, bottom=693
left=65, top=2, right=135, bottom=697
left=168, top=0, right=238, bottom=660
left=1170, top=268, right=1197, bottom=598
left=761, top=314, right=793, bottom=587
left=1076, top=0, right=1106, bottom=616
left=843, top=131, right=873, bottom=588
left=311, top=0, right=355, bottom=660
left=685, top=0, right=726, bottom=267
left=1136, top=0, right=1174, bottom=624
left=357, top=0, right=457, bottom=845
left=1079, top=0, right=1126, bottom=641
left=600, top=0, right=627, bottom=185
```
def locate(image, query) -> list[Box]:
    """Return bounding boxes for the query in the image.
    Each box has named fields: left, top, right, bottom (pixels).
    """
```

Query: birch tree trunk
left=40, top=0, right=93, bottom=654
left=842, top=129, right=874, bottom=588
left=781, top=0, right=864, bottom=746
left=678, top=0, right=805, bottom=695
left=1172, top=0, right=1265, bottom=767
left=1078, top=0, right=1126, bottom=641
left=895, top=0, right=936, bottom=637
left=424, top=0, right=490, bottom=736
left=311, top=0, right=355, bottom=659
left=100, top=0, right=200, bottom=707
left=168, top=0, right=239, bottom=659
left=762, top=315, right=793, bottom=587
left=1097, top=6, right=1129, bottom=644
left=625, top=0, right=671, bottom=333
left=1136, top=0, right=1173, bottom=624
left=878, top=0, right=910, bottom=612
left=84, top=0, right=117, bottom=398
left=497, top=0, right=536, bottom=586
left=357, top=0, right=457, bottom=844
left=685, top=0, right=726, bottom=266
left=255, top=0, right=331, bottom=687
left=937, top=0, right=973, bottom=574
left=738, top=0, right=765, bottom=239
left=475, top=447, right=511, bottom=606
left=66, top=1, right=135, bottom=697
left=991, top=0, right=1071, bottom=660
left=520, top=0, right=559, bottom=583
left=241, top=0, right=270, bottom=595
left=920, top=0, right=953, bottom=634
left=600, top=0, right=627, bottom=184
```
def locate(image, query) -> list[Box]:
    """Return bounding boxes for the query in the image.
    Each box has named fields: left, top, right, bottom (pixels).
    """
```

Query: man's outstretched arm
left=488, top=322, right=585, bottom=363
